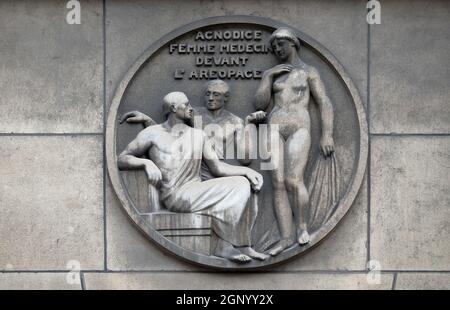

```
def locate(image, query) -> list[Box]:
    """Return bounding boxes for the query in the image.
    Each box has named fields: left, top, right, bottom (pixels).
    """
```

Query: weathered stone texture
left=371, top=136, right=450, bottom=270
left=0, top=136, right=104, bottom=270
left=0, top=0, right=103, bottom=133
left=106, top=179, right=200, bottom=271
left=106, top=172, right=368, bottom=271
left=106, top=0, right=366, bottom=106
left=371, top=0, right=450, bottom=133
left=395, top=273, right=450, bottom=290
left=84, top=272, right=393, bottom=290
left=0, top=273, right=81, bottom=290
left=0, top=0, right=448, bottom=290
left=273, top=173, right=368, bottom=271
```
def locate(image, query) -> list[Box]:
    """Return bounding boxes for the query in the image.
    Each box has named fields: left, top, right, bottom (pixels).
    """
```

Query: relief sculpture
left=106, top=17, right=367, bottom=269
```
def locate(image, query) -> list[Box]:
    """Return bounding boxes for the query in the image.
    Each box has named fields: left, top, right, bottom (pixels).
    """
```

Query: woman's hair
left=269, top=27, right=300, bottom=51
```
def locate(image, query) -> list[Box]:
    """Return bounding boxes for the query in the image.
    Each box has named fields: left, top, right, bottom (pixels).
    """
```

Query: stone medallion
left=106, top=16, right=368, bottom=270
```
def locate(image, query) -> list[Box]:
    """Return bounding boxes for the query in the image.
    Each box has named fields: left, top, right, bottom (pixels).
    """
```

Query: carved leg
left=267, top=133, right=295, bottom=256
left=285, top=129, right=311, bottom=245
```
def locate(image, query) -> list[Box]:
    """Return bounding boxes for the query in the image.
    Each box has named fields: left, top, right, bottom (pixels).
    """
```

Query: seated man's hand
left=119, top=111, right=154, bottom=125
left=245, top=169, right=263, bottom=192
left=144, top=161, right=162, bottom=186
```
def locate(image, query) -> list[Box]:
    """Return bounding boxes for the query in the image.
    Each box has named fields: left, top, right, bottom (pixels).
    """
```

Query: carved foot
left=297, top=230, right=311, bottom=245
left=228, top=254, right=252, bottom=264
left=267, top=239, right=293, bottom=256
left=214, top=238, right=252, bottom=263
left=240, top=247, right=270, bottom=261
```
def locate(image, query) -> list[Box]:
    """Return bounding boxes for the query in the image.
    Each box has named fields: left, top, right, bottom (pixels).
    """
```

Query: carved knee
left=285, top=179, right=309, bottom=202
left=272, top=176, right=286, bottom=191
left=232, top=176, right=251, bottom=200
left=284, top=177, right=299, bottom=192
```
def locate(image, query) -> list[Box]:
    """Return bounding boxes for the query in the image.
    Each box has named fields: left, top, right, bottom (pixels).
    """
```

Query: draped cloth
left=163, top=176, right=255, bottom=247
left=153, top=130, right=256, bottom=247
left=253, top=153, right=342, bottom=250
left=307, top=152, right=341, bottom=231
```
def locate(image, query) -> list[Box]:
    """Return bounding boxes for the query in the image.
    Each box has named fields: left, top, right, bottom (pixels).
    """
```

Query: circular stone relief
left=106, top=16, right=368, bottom=270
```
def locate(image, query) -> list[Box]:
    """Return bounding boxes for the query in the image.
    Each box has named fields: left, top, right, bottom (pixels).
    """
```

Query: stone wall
left=0, top=0, right=448, bottom=290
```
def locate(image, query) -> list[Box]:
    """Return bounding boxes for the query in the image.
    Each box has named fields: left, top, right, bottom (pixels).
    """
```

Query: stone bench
left=145, top=212, right=212, bottom=256
left=121, top=170, right=213, bottom=255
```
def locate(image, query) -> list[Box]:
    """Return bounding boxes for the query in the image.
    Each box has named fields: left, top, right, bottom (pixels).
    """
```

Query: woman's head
left=269, top=28, right=300, bottom=61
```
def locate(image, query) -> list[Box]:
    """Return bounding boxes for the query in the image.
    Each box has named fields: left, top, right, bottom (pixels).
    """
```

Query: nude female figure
left=254, top=28, right=335, bottom=256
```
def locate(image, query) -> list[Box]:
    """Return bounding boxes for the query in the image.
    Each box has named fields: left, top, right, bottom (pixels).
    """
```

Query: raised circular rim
left=106, top=15, right=368, bottom=270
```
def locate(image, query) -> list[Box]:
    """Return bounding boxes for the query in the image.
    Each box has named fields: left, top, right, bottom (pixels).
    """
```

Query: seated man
left=118, top=91, right=268, bottom=263
left=119, top=79, right=266, bottom=179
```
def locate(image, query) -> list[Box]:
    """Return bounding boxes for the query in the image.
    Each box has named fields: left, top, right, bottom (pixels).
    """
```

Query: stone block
left=395, top=273, right=450, bottom=290
left=84, top=271, right=393, bottom=290
left=106, top=0, right=366, bottom=106
left=371, top=0, right=450, bottom=133
left=0, top=273, right=81, bottom=290
left=105, top=179, right=201, bottom=271
left=0, top=136, right=104, bottom=270
left=0, top=0, right=103, bottom=133
left=371, top=136, right=450, bottom=270
left=147, top=212, right=212, bottom=256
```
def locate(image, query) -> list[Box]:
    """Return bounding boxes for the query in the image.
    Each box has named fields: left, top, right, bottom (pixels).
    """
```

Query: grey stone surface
left=274, top=173, right=368, bottom=271
left=106, top=173, right=367, bottom=271
left=106, top=179, right=201, bottom=271
left=0, top=273, right=81, bottom=290
left=371, top=0, right=450, bottom=134
left=106, top=1, right=368, bottom=270
left=84, top=272, right=393, bottom=290
left=395, top=273, right=450, bottom=290
left=106, top=0, right=367, bottom=106
left=148, top=213, right=212, bottom=256
left=371, top=136, right=450, bottom=270
left=0, top=136, right=104, bottom=270
left=0, top=0, right=103, bottom=133
left=0, top=0, right=448, bottom=290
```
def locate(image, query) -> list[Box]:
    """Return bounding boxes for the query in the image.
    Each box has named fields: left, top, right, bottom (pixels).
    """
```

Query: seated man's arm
left=203, top=135, right=263, bottom=192
left=118, top=130, right=162, bottom=185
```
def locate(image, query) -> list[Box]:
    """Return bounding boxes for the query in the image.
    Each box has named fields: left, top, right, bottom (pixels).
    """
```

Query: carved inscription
left=170, top=30, right=271, bottom=80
